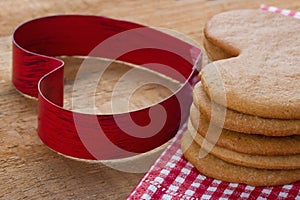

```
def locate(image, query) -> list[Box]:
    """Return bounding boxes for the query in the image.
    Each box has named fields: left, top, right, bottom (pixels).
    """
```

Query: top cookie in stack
left=201, top=9, right=300, bottom=121
left=181, top=9, right=300, bottom=186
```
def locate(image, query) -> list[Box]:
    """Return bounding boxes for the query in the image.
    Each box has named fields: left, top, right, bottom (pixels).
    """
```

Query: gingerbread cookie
left=201, top=9, right=300, bottom=119
left=188, top=120, right=300, bottom=169
left=181, top=130, right=300, bottom=186
left=203, top=37, right=233, bottom=61
left=189, top=103, right=300, bottom=155
left=193, top=82, right=300, bottom=136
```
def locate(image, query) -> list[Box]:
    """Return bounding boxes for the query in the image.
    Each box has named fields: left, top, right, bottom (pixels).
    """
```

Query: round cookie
left=193, top=82, right=300, bottom=136
left=181, top=130, right=300, bottom=186
left=189, top=103, right=300, bottom=155
left=188, top=120, right=300, bottom=169
left=202, top=9, right=300, bottom=119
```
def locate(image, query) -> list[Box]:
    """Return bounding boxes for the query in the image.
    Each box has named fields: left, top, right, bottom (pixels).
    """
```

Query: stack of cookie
left=181, top=9, right=300, bottom=186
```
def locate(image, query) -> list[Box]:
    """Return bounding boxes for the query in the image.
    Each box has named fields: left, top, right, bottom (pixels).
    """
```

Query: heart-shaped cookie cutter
left=12, top=15, right=201, bottom=160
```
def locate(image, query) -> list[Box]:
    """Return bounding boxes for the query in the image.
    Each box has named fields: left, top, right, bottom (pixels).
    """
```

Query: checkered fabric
left=127, top=6, right=300, bottom=200
left=260, top=4, right=300, bottom=18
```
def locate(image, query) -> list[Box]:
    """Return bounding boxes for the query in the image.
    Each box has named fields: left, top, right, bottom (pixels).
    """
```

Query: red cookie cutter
left=12, top=15, right=201, bottom=160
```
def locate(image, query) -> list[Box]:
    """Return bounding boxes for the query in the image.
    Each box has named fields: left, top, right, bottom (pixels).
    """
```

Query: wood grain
left=0, top=0, right=299, bottom=199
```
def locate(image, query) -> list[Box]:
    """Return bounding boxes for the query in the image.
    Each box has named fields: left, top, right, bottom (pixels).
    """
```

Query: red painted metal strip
left=12, top=15, right=201, bottom=160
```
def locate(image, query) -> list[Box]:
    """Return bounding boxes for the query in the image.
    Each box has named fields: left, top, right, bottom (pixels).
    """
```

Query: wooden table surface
left=0, top=0, right=299, bottom=199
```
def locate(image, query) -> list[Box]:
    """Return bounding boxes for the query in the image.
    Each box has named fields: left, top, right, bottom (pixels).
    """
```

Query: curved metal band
left=12, top=15, right=201, bottom=160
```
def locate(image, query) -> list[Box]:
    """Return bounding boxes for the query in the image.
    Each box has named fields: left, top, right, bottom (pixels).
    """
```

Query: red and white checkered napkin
left=260, top=5, right=300, bottom=18
left=127, top=6, right=300, bottom=200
